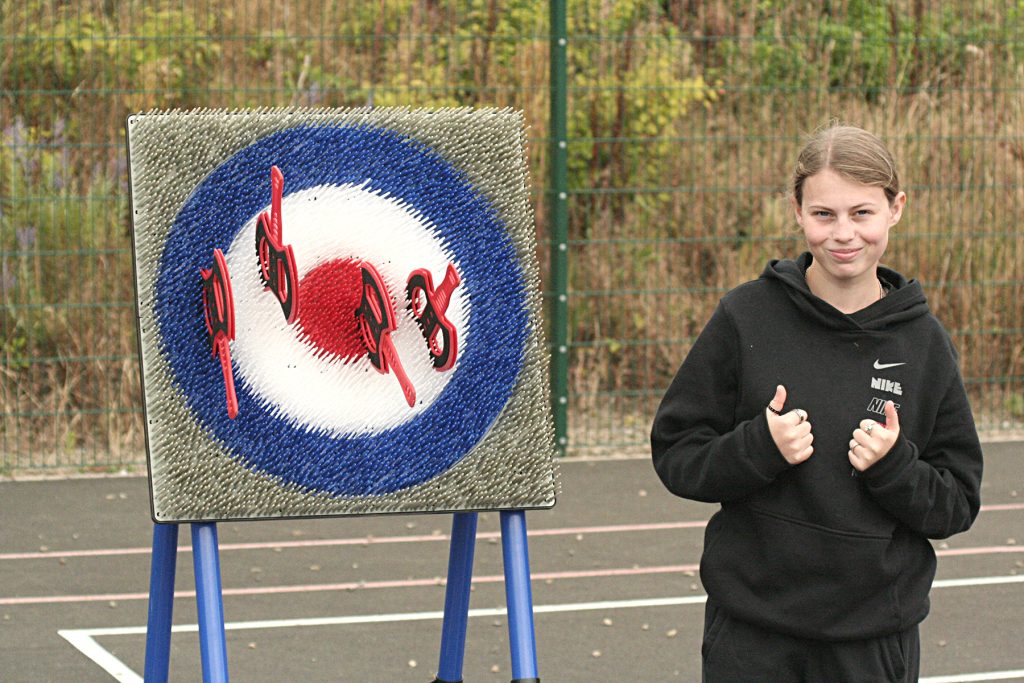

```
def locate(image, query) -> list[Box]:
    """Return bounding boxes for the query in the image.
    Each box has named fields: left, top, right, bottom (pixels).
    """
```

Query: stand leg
left=192, top=522, right=230, bottom=683
left=144, top=523, right=179, bottom=683
left=501, top=510, right=540, bottom=683
left=434, top=512, right=478, bottom=683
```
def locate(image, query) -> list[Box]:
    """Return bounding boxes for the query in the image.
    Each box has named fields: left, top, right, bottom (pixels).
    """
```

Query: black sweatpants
left=702, top=599, right=921, bottom=683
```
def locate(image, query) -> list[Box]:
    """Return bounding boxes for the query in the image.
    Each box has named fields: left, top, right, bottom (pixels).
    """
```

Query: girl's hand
left=766, top=385, right=814, bottom=465
left=848, top=401, right=900, bottom=472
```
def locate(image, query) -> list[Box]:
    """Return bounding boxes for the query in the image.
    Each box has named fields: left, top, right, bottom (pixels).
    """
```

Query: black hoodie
left=651, top=253, right=983, bottom=641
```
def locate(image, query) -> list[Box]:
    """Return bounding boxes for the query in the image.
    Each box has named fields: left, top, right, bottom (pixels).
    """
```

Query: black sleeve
left=860, top=364, right=984, bottom=539
left=651, top=302, right=791, bottom=503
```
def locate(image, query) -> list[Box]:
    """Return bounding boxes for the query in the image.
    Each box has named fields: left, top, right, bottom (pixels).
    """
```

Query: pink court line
left=2, top=503, right=1021, bottom=563
left=981, top=503, right=1024, bottom=511
left=0, top=563, right=690, bottom=606
left=3, top=542, right=1023, bottom=607
left=0, top=520, right=708, bottom=561
left=936, top=545, right=1023, bottom=557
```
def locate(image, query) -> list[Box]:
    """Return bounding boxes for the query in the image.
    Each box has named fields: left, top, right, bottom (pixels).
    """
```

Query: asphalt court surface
left=1, top=442, right=1022, bottom=682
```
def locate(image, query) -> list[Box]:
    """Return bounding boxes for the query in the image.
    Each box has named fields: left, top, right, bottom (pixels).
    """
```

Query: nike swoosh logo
left=873, top=360, right=906, bottom=370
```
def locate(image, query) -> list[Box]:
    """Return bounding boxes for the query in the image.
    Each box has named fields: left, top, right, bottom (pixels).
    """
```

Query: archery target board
left=126, top=108, right=558, bottom=522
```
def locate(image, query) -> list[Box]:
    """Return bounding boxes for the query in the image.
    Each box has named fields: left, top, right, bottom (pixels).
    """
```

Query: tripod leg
left=434, top=512, right=478, bottom=683
left=501, top=510, right=540, bottom=683
left=192, top=522, right=230, bottom=682
left=144, top=523, right=179, bottom=683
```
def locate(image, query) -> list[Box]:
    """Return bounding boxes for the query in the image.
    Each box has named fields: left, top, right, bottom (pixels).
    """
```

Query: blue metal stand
left=192, top=522, right=230, bottom=683
left=142, top=522, right=230, bottom=683
left=501, top=510, right=540, bottom=683
left=144, top=523, right=179, bottom=683
left=434, top=512, right=479, bottom=683
left=145, top=513, right=539, bottom=683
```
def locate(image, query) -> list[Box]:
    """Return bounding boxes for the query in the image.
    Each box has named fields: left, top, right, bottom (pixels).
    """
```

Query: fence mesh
left=2, top=1, right=1021, bottom=473
left=564, top=1, right=1024, bottom=453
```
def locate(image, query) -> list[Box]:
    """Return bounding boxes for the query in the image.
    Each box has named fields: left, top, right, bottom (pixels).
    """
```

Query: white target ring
left=224, top=183, right=468, bottom=437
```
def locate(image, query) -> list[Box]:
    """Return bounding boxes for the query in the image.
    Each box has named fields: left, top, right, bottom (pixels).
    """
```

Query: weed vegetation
left=1, top=1, right=1021, bottom=468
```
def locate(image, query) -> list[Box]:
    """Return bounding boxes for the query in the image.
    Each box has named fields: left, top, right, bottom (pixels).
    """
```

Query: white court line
left=59, top=629, right=143, bottom=683
left=921, top=674, right=1024, bottom=683
left=59, top=573, right=1024, bottom=682
left=58, top=596, right=708, bottom=683
left=934, top=575, right=1024, bottom=589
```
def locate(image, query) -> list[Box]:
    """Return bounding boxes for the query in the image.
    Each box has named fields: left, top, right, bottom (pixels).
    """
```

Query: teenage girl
left=651, top=124, right=983, bottom=682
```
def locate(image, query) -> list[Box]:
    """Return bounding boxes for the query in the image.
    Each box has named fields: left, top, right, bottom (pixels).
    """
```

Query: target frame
left=127, top=107, right=558, bottom=522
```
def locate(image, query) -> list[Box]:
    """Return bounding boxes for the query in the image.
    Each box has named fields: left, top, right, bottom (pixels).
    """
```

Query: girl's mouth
left=829, top=248, right=862, bottom=262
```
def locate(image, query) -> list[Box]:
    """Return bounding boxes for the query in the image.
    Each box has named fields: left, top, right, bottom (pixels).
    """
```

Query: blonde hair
left=793, top=124, right=901, bottom=206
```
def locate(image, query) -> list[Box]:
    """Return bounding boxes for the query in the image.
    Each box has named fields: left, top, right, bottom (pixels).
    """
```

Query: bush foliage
left=1, top=0, right=1022, bottom=466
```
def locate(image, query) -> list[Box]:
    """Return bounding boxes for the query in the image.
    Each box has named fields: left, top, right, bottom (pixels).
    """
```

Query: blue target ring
left=155, top=124, right=529, bottom=496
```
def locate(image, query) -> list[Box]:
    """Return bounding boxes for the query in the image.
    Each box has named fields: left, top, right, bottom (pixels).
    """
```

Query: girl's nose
left=832, top=216, right=855, bottom=241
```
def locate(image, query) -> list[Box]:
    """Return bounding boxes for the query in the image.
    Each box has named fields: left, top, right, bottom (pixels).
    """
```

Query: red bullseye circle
left=296, top=258, right=367, bottom=361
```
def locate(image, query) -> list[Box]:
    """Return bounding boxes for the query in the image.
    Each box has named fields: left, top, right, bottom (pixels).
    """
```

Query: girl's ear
left=889, top=191, right=907, bottom=226
left=792, top=196, right=804, bottom=226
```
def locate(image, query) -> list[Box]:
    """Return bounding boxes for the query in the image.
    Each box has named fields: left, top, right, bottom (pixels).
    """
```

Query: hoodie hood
left=761, top=252, right=930, bottom=332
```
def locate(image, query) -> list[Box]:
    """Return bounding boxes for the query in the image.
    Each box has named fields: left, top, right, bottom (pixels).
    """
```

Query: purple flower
left=304, top=82, right=324, bottom=106
left=0, top=258, right=15, bottom=295
left=3, top=116, right=26, bottom=147
left=4, top=117, right=31, bottom=175
left=16, top=226, right=37, bottom=251
left=115, top=155, right=129, bottom=191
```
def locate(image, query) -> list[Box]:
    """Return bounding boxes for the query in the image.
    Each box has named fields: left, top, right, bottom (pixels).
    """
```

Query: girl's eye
left=813, top=211, right=832, bottom=218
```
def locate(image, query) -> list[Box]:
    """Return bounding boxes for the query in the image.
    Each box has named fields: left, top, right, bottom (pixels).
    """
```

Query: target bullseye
left=295, top=258, right=364, bottom=362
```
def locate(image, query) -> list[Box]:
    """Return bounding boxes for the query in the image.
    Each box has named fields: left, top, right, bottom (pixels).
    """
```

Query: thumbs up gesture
left=765, top=385, right=814, bottom=465
left=848, top=400, right=901, bottom=472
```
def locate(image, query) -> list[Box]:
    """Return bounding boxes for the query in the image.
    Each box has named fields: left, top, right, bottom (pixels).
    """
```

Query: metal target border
left=127, top=108, right=558, bottom=522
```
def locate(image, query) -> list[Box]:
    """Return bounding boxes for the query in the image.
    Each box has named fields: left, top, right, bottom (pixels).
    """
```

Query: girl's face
left=794, top=168, right=906, bottom=286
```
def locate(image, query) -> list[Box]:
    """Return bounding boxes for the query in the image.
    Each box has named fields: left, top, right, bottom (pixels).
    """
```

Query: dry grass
left=1, top=1, right=1022, bottom=470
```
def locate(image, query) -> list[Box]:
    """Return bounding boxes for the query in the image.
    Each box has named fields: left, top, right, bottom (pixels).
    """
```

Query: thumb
left=884, top=400, right=900, bottom=431
left=769, top=385, right=787, bottom=413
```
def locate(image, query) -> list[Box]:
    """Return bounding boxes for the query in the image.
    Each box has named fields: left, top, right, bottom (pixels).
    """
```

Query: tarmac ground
left=1, top=442, right=1022, bottom=682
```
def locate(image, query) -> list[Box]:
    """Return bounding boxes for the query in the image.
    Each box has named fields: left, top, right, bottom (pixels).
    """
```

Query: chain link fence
left=2, top=1, right=1022, bottom=473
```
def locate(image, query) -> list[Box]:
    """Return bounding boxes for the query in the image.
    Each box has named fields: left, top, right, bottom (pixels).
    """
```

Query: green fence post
left=548, top=0, right=569, bottom=455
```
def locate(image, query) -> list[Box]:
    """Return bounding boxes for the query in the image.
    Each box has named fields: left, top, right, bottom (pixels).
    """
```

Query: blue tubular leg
left=500, top=510, right=540, bottom=683
left=144, top=523, right=179, bottom=683
left=191, top=523, right=230, bottom=683
left=434, top=512, right=479, bottom=683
